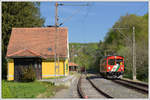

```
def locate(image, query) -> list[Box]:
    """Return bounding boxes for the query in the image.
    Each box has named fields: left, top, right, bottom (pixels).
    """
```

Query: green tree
left=101, top=13, right=148, bottom=82
left=69, top=43, right=99, bottom=71
left=2, top=2, right=45, bottom=79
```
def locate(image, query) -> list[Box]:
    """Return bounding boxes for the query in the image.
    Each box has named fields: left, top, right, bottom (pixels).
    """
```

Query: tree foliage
left=69, top=43, right=99, bottom=71
left=69, top=13, right=148, bottom=82
left=2, top=2, right=45, bottom=79
left=101, top=13, right=148, bottom=82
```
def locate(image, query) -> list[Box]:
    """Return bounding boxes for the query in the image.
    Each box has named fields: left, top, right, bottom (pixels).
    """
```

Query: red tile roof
left=6, top=27, right=68, bottom=59
left=69, top=62, right=79, bottom=67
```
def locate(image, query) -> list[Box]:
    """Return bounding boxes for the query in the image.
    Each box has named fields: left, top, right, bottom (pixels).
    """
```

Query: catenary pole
left=54, top=2, right=59, bottom=79
left=55, top=3, right=58, bottom=27
left=54, top=2, right=89, bottom=78
left=132, top=26, right=136, bottom=80
left=112, top=27, right=137, bottom=80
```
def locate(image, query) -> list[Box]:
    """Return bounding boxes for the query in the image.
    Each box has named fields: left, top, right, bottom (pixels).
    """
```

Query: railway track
left=77, top=74, right=113, bottom=98
left=77, top=74, right=85, bottom=98
left=111, top=78, right=148, bottom=94
left=77, top=73, right=148, bottom=98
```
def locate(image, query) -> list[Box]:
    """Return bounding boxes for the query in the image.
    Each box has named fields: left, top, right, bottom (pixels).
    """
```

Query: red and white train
left=100, top=56, right=124, bottom=78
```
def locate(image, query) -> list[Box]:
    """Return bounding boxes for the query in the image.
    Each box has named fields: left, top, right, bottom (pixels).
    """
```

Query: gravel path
left=51, top=73, right=148, bottom=98
left=90, top=77, right=148, bottom=98
left=52, top=75, right=80, bottom=98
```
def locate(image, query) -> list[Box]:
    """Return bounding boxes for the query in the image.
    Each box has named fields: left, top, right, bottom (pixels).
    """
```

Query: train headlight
left=121, top=67, right=123, bottom=69
left=108, top=67, right=110, bottom=70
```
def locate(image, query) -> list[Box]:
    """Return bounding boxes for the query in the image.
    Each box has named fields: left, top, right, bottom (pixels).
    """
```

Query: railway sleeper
left=86, top=76, right=114, bottom=98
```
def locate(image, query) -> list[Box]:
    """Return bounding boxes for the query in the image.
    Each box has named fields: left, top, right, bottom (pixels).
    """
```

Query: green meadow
left=2, top=80, right=67, bottom=98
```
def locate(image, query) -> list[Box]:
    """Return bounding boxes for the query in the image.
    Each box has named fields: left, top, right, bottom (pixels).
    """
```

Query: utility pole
left=132, top=26, right=136, bottom=80
left=112, top=27, right=137, bottom=80
left=72, top=45, right=74, bottom=71
left=53, top=2, right=89, bottom=78
left=55, top=2, right=58, bottom=27
left=54, top=2, right=59, bottom=79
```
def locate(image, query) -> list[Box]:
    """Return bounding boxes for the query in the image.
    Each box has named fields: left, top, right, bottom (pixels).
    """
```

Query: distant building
left=69, top=62, right=79, bottom=71
left=6, top=27, right=69, bottom=81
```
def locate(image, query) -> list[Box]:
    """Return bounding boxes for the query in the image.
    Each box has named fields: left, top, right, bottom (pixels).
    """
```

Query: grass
left=2, top=80, right=67, bottom=98
left=2, top=80, right=13, bottom=98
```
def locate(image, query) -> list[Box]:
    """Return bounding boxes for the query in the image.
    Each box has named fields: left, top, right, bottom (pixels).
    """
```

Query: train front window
left=116, top=59, right=123, bottom=65
left=108, top=59, right=115, bottom=65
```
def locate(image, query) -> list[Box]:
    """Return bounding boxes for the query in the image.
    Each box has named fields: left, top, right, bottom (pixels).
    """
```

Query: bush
left=21, top=65, right=36, bottom=82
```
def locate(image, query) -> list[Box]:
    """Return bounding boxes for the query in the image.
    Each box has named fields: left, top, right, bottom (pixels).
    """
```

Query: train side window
left=104, top=60, right=107, bottom=65
left=103, top=60, right=105, bottom=65
left=108, top=59, right=115, bottom=65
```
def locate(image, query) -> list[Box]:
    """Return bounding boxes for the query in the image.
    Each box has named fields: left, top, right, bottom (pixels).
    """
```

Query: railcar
left=80, top=67, right=86, bottom=73
left=100, top=56, right=124, bottom=78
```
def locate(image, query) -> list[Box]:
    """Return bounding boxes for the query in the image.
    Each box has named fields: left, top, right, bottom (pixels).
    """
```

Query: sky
left=40, top=2, right=148, bottom=43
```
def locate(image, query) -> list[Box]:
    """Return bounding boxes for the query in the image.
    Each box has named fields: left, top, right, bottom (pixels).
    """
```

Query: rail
left=77, top=74, right=113, bottom=98
left=77, top=74, right=88, bottom=98
left=111, top=78, right=148, bottom=94
left=86, top=76, right=114, bottom=98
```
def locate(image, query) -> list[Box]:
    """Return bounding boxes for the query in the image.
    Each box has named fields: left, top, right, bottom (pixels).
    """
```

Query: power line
left=58, top=3, right=89, bottom=26
left=58, top=3, right=89, bottom=6
left=82, top=2, right=93, bottom=24
left=81, top=2, right=93, bottom=43
left=59, top=8, right=82, bottom=26
left=113, top=28, right=131, bottom=43
left=112, top=27, right=137, bottom=80
left=134, top=3, right=147, bottom=15
left=53, top=2, right=89, bottom=78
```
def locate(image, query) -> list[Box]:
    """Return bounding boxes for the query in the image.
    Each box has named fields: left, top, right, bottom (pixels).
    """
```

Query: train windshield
left=108, top=58, right=123, bottom=65
left=116, top=59, right=123, bottom=65
left=108, top=59, right=115, bottom=65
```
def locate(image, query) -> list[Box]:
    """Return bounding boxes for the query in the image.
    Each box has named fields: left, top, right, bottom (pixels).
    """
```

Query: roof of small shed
left=69, top=62, right=79, bottom=67
left=6, top=27, right=68, bottom=59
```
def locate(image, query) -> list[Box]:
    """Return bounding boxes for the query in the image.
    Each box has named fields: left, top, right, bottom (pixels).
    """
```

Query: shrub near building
left=21, top=65, right=36, bottom=82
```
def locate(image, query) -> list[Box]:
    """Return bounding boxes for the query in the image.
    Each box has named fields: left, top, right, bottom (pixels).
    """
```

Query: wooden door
left=34, top=59, right=42, bottom=80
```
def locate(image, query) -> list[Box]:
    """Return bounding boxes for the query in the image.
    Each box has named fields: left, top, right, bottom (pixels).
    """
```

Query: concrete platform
left=39, top=75, right=76, bottom=86
left=121, top=78, right=148, bottom=85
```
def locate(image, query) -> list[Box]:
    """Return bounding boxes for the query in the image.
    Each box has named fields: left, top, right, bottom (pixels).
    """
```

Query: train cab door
left=116, top=58, right=124, bottom=72
left=107, top=58, right=116, bottom=72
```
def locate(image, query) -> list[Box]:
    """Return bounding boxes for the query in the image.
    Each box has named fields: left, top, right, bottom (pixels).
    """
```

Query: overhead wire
left=134, top=3, right=147, bottom=15
left=113, top=3, right=147, bottom=44
left=58, top=3, right=89, bottom=26
left=58, top=3, right=89, bottom=6
left=81, top=2, right=92, bottom=24
left=56, top=2, right=90, bottom=66
left=81, top=2, right=93, bottom=43
left=59, top=7, right=83, bottom=26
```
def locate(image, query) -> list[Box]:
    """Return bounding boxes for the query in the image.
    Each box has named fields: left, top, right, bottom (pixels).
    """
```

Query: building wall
left=64, top=59, right=69, bottom=75
left=7, top=59, right=14, bottom=80
left=42, top=58, right=69, bottom=78
left=7, top=58, right=69, bottom=80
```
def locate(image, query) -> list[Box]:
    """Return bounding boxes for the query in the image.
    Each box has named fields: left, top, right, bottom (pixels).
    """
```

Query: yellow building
left=6, top=27, right=69, bottom=81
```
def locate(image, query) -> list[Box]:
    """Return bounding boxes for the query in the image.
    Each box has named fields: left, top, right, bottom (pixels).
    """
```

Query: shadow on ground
left=82, top=71, right=121, bottom=80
